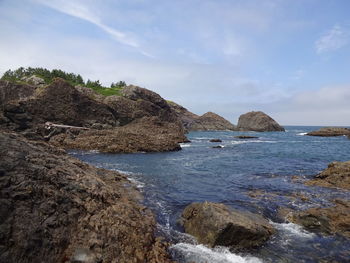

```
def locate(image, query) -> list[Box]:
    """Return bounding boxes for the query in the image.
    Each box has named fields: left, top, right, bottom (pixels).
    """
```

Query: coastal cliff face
left=0, top=131, right=174, bottom=263
left=168, top=101, right=236, bottom=131
left=0, top=78, right=187, bottom=153
left=237, top=111, right=285, bottom=132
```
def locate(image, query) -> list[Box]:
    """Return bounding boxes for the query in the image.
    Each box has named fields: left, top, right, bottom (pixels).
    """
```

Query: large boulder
left=237, top=111, right=284, bottom=132
left=0, top=80, right=37, bottom=108
left=189, top=112, right=236, bottom=131
left=0, top=131, right=173, bottom=263
left=180, top=202, right=274, bottom=250
left=306, top=127, right=350, bottom=137
left=306, top=161, right=350, bottom=190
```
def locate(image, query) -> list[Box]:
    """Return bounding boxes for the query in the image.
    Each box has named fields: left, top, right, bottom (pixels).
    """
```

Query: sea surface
left=70, top=126, right=350, bottom=263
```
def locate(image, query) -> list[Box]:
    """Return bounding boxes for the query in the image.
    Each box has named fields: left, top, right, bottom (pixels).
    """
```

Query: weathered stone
left=306, top=161, right=350, bottom=190
left=180, top=202, right=274, bottom=250
left=0, top=131, right=174, bottom=263
left=306, top=127, right=350, bottom=137
left=209, top=139, right=222, bottom=142
left=190, top=112, right=236, bottom=131
left=237, top=111, right=284, bottom=132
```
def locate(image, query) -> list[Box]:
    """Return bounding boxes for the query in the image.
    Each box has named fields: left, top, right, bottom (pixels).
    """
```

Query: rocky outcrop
left=167, top=101, right=199, bottom=130
left=237, top=111, right=284, bottom=132
left=306, top=127, right=350, bottom=137
left=0, top=80, right=37, bottom=108
left=235, top=136, right=259, bottom=139
left=21, top=75, right=46, bottom=87
left=209, top=139, right=222, bottom=142
left=0, top=131, right=174, bottom=263
left=281, top=200, right=350, bottom=238
left=49, top=116, right=185, bottom=153
left=306, top=161, right=350, bottom=190
left=190, top=112, right=236, bottom=131
left=180, top=202, right=274, bottom=250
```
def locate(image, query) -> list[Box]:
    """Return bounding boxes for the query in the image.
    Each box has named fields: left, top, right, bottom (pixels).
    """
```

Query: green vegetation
left=1, top=67, right=127, bottom=96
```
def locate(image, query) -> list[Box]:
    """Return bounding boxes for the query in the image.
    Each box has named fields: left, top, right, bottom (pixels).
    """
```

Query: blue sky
left=1, top=0, right=350, bottom=125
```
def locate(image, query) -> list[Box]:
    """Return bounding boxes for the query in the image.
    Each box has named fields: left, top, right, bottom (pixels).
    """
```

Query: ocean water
left=70, top=126, right=350, bottom=262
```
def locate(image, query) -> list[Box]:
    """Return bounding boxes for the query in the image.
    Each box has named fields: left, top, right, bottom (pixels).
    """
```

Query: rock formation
left=306, top=161, right=350, bottom=190
left=306, top=127, right=350, bottom=137
left=234, top=136, right=259, bottom=139
left=168, top=102, right=236, bottom=131
left=180, top=202, right=274, bottom=250
left=0, top=131, right=173, bottom=263
left=237, top=111, right=285, bottom=132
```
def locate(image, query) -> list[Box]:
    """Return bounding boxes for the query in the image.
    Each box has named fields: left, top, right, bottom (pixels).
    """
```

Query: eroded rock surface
left=306, top=127, right=350, bottom=137
left=237, top=111, right=284, bottom=132
left=0, top=131, right=174, bottom=263
left=190, top=112, right=236, bottom=131
left=180, top=202, right=274, bottom=250
left=306, top=161, right=350, bottom=190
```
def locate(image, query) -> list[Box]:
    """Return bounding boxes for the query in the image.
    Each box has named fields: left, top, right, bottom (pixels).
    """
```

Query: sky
left=0, top=0, right=350, bottom=126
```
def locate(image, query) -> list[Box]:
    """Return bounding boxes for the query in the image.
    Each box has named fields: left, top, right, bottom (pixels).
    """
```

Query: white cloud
left=33, top=0, right=154, bottom=57
left=315, top=25, right=349, bottom=53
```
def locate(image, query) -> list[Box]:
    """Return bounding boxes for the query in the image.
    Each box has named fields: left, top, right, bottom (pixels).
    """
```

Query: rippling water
left=70, top=126, right=350, bottom=262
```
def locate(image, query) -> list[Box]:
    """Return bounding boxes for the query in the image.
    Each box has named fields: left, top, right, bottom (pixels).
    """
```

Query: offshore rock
left=235, top=136, right=259, bottom=139
left=180, top=202, right=274, bottom=250
left=306, top=161, right=350, bottom=190
left=306, top=127, right=350, bottom=137
left=190, top=112, right=236, bottom=131
left=0, top=131, right=174, bottom=263
left=237, top=111, right=285, bottom=132
left=50, top=116, right=185, bottom=153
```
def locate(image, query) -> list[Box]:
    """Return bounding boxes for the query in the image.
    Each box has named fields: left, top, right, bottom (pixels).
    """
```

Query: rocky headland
left=236, top=111, right=285, bottom=132
left=306, top=127, right=350, bottom=137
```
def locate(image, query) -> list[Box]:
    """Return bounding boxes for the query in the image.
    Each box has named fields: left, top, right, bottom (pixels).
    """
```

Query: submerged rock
left=180, top=202, right=274, bottom=250
left=237, top=111, right=284, bottom=132
left=0, top=131, right=173, bottom=263
left=306, top=161, right=350, bottom=190
left=234, top=135, right=259, bottom=139
left=209, top=139, right=222, bottom=142
left=306, top=127, right=350, bottom=137
left=212, top=145, right=223, bottom=149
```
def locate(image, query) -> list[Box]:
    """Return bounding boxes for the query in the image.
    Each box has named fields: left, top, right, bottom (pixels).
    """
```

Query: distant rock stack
left=237, top=111, right=284, bottom=132
left=190, top=112, right=236, bottom=131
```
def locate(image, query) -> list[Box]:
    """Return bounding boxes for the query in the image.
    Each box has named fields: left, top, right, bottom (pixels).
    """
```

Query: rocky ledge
left=237, top=111, right=285, bottom=132
left=306, top=127, right=350, bottom=137
left=306, top=161, right=350, bottom=190
left=0, top=131, right=174, bottom=263
left=180, top=202, right=274, bottom=250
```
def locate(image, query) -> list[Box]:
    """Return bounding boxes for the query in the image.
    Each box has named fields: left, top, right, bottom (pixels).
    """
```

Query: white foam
left=126, top=177, right=145, bottom=189
left=297, top=132, right=307, bottom=136
left=180, top=143, right=191, bottom=148
left=271, top=222, right=315, bottom=239
left=231, top=140, right=277, bottom=145
left=170, top=243, right=262, bottom=263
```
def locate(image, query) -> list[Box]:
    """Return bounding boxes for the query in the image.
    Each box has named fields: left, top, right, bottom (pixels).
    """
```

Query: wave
left=297, top=132, right=307, bottom=136
left=231, top=140, right=277, bottom=145
left=170, top=243, right=262, bottom=263
left=180, top=143, right=192, bottom=148
left=271, top=222, right=315, bottom=239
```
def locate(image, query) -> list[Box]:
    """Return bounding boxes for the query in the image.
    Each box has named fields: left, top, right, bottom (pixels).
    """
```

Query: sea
left=70, top=126, right=350, bottom=263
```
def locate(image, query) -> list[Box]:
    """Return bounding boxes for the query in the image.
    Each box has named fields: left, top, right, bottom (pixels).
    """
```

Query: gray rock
left=237, top=111, right=284, bottom=132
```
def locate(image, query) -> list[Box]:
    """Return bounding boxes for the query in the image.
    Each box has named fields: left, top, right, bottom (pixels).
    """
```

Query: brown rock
left=190, top=112, right=236, bottom=131
left=209, top=139, right=222, bottom=142
left=282, top=199, right=350, bottom=238
left=306, top=127, right=350, bottom=137
left=0, top=131, right=174, bottom=263
left=306, top=161, right=350, bottom=190
left=50, top=116, right=186, bottom=153
left=180, top=202, right=274, bottom=250
left=237, top=111, right=284, bottom=132
left=235, top=135, right=259, bottom=139
left=167, top=101, right=199, bottom=130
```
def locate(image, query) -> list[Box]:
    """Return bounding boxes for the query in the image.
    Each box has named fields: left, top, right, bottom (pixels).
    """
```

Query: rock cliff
left=0, top=131, right=174, bottom=263
left=237, top=111, right=285, bottom=132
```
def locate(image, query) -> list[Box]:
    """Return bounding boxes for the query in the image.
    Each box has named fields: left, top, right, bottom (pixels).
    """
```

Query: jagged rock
left=21, top=75, right=46, bottom=87
left=280, top=200, right=350, bottom=238
left=0, top=80, right=37, bottom=108
left=210, top=139, right=222, bottom=142
left=306, top=161, right=350, bottom=190
left=50, top=116, right=185, bottom=153
left=235, top=136, right=259, bottom=139
left=190, top=112, right=236, bottom=131
left=167, top=101, right=199, bottom=130
left=180, top=202, right=274, bottom=250
left=0, top=131, right=174, bottom=263
left=237, top=111, right=284, bottom=132
left=306, top=127, right=350, bottom=137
